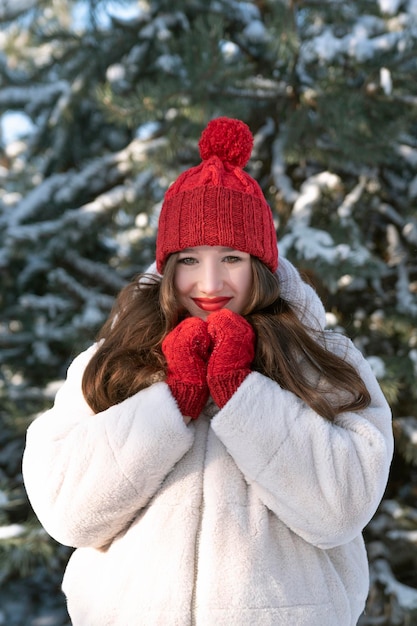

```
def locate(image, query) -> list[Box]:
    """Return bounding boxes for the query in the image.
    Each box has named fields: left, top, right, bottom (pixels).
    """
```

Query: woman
left=23, top=117, right=393, bottom=625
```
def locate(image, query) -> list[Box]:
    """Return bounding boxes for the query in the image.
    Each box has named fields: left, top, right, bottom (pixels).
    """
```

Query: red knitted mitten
left=162, top=318, right=211, bottom=419
left=207, top=309, right=255, bottom=408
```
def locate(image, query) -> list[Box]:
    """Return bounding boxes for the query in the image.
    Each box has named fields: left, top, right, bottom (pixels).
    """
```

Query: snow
left=289, top=172, right=341, bottom=224
left=337, top=177, right=366, bottom=220
left=300, top=7, right=414, bottom=67
left=155, top=53, right=183, bottom=75
left=220, top=40, right=240, bottom=62
left=0, top=82, right=70, bottom=109
left=367, top=356, right=386, bottom=379
left=0, top=491, right=8, bottom=507
left=271, top=131, right=299, bottom=205
left=20, top=294, right=70, bottom=316
left=4, top=173, right=68, bottom=228
left=396, top=263, right=417, bottom=315
left=0, top=0, right=38, bottom=19
left=135, top=212, right=148, bottom=228
left=141, top=15, right=178, bottom=41
left=407, top=0, right=417, bottom=16
left=229, top=0, right=261, bottom=23
left=397, top=144, right=417, bottom=168
left=279, top=169, right=375, bottom=288
left=242, top=20, right=267, bottom=43
left=72, top=0, right=147, bottom=31
left=1, top=111, right=35, bottom=144
left=374, top=559, right=417, bottom=612
left=325, top=312, right=338, bottom=327
left=282, top=225, right=370, bottom=266
left=410, top=350, right=417, bottom=376
left=303, top=25, right=401, bottom=64
left=135, top=121, right=161, bottom=140
left=380, top=67, right=393, bottom=94
left=106, top=63, right=126, bottom=83
left=378, top=0, right=403, bottom=14
left=0, top=524, right=25, bottom=539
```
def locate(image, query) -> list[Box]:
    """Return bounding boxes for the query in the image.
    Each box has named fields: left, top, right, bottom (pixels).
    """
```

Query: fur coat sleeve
left=211, top=348, right=392, bottom=549
left=211, top=257, right=393, bottom=550
left=22, top=344, right=194, bottom=549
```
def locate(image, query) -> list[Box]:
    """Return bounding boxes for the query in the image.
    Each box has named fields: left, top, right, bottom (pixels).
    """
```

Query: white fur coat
left=22, top=258, right=393, bottom=625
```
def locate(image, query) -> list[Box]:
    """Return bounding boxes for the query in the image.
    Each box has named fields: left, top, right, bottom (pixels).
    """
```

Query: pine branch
left=394, top=417, right=417, bottom=467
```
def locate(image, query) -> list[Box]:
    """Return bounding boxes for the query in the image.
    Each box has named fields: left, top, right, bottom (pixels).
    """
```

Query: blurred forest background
left=0, top=0, right=416, bottom=624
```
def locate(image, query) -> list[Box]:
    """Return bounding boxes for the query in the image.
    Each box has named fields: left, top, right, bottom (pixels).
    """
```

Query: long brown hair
left=82, top=255, right=370, bottom=420
left=244, top=259, right=370, bottom=420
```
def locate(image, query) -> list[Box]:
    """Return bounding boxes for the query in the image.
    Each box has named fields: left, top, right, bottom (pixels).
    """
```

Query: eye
left=177, top=256, right=198, bottom=265
left=223, top=255, right=242, bottom=263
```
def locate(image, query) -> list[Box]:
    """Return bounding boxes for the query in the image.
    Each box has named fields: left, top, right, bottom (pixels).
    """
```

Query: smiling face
left=174, top=246, right=253, bottom=321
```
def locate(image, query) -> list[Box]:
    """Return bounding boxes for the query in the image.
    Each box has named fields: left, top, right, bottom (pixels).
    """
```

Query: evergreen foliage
left=0, top=0, right=416, bottom=622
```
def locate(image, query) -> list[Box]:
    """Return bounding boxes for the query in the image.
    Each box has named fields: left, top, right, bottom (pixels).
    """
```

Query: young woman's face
left=174, top=246, right=253, bottom=320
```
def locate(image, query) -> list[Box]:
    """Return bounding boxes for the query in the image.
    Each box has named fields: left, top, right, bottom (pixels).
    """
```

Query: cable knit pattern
left=162, top=317, right=211, bottom=419
left=207, top=309, right=255, bottom=408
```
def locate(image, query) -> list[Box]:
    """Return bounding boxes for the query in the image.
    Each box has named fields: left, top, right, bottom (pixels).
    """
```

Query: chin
left=194, top=310, right=210, bottom=321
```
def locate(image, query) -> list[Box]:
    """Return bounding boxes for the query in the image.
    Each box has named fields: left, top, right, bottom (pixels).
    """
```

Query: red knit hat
left=156, top=117, right=278, bottom=273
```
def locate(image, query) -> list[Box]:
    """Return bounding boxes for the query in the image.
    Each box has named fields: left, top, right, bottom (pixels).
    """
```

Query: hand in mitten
left=162, top=318, right=211, bottom=420
left=207, top=309, right=255, bottom=408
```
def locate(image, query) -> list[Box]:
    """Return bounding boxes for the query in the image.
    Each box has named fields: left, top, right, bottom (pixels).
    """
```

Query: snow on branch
left=19, top=294, right=71, bottom=316
left=395, top=263, right=417, bottom=316
left=337, top=177, right=367, bottom=220
left=286, top=171, right=341, bottom=225
left=302, top=22, right=402, bottom=64
left=393, top=416, right=417, bottom=466
left=3, top=136, right=162, bottom=234
left=4, top=179, right=150, bottom=250
left=372, top=559, right=417, bottom=615
left=61, top=251, right=127, bottom=293
left=0, top=0, right=38, bottom=22
left=394, top=94, right=417, bottom=108
left=271, top=129, right=299, bottom=205
left=3, top=172, right=68, bottom=228
left=0, top=82, right=69, bottom=110
left=210, top=78, right=287, bottom=101
left=279, top=172, right=373, bottom=278
left=48, top=268, right=114, bottom=311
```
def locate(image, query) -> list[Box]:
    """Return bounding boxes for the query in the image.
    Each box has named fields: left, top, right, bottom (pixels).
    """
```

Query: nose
left=198, top=260, right=223, bottom=294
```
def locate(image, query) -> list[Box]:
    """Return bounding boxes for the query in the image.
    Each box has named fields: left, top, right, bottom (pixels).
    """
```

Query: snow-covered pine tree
left=0, top=0, right=416, bottom=622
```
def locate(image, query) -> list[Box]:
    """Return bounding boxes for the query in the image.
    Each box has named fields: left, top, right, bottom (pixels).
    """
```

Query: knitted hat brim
left=156, top=185, right=278, bottom=274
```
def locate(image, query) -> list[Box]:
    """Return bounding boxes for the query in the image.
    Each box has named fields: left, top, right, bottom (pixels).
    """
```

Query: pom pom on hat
left=156, top=117, right=278, bottom=274
left=198, top=117, right=253, bottom=167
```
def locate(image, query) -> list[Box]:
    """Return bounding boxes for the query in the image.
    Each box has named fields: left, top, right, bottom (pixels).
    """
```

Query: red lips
left=192, top=297, right=232, bottom=312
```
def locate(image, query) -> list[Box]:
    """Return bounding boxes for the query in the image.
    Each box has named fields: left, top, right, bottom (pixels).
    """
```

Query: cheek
left=239, top=269, right=253, bottom=298
left=239, top=278, right=253, bottom=312
left=241, top=282, right=252, bottom=307
left=174, top=282, right=192, bottom=314
left=174, top=269, right=188, bottom=296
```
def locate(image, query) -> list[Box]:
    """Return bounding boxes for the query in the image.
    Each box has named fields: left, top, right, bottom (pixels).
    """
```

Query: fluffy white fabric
left=22, top=255, right=393, bottom=625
